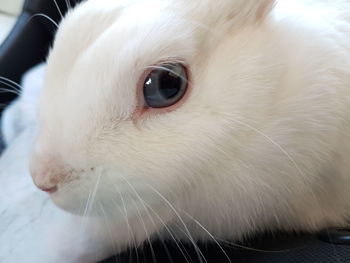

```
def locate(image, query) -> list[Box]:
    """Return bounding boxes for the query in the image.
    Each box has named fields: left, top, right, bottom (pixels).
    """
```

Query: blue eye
left=143, top=63, right=188, bottom=108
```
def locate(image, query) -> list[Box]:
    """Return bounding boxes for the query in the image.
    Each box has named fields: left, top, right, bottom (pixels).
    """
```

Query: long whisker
left=143, top=201, right=192, bottom=263
left=86, top=169, right=103, bottom=216
left=28, top=13, right=59, bottom=28
left=114, top=188, right=140, bottom=263
left=0, top=77, right=23, bottom=92
left=144, top=182, right=207, bottom=263
left=98, top=201, right=119, bottom=262
left=173, top=222, right=301, bottom=256
left=82, top=188, right=93, bottom=217
left=161, top=153, right=304, bottom=255
left=227, top=117, right=320, bottom=204
left=164, top=168, right=305, bottom=255
left=0, top=82, right=21, bottom=94
left=157, top=240, right=174, bottom=263
left=217, top=238, right=304, bottom=253
left=120, top=176, right=192, bottom=263
left=52, top=0, right=64, bottom=19
left=65, top=0, right=71, bottom=10
left=129, top=194, right=158, bottom=263
left=80, top=168, right=104, bottom=237
left=120, top=177, right=160, bottom=263
left=80, top=187, right=94, bottom=234
left=229, top=118, right=304, bottom=177
left=0, top=86, right=21, bottom=96
left=181, top=210, right=232, bottom=263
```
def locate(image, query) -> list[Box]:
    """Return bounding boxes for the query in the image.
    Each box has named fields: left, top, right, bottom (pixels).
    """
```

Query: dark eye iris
left=143, top=63, right=188, bottom=108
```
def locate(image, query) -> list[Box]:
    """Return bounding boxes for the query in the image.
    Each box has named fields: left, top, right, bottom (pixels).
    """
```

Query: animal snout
left=30, top=154, right=72, bottom=193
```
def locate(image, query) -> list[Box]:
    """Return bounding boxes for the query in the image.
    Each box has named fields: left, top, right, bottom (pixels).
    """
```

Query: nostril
left=39, top=186, right=58, bottom=194
left=30, top=155, right=69, bottom=193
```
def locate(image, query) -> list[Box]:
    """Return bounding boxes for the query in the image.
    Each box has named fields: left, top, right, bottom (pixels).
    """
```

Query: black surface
left=319, top=228, right=350, bottom=246
left=0, top=0, right=80, bottom=112
left=101, top=231, right=350, bottom=263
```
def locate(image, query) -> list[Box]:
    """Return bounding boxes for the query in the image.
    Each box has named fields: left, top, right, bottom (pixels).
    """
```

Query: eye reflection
left=143, top=63, right=188, bottom=108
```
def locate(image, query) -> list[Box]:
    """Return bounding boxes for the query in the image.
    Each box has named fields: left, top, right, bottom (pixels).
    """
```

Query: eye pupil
left=160, top=71, right=182, bottom=99
left=143, top=63, right=188, bottom=108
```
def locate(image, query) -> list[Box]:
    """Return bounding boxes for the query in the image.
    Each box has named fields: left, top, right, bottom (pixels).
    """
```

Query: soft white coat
left=2, top=0, right=350, bottom=262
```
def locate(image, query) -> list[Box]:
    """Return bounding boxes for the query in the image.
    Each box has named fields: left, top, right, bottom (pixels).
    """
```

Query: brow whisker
left=28, top=13, right=59, bottom=28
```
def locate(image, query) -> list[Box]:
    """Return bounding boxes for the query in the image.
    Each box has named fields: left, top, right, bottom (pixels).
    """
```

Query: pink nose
left=30, top=155, right=69, bottom=193
left=40, top=186, right=58, bottom=193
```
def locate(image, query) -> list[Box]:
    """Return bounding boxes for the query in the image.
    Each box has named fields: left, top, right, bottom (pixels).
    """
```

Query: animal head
left=30, top=0, right=276, bottom=216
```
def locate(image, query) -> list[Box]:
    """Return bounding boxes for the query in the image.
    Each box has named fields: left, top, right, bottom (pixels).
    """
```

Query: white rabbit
left=4, top=0, right=350, bottom=261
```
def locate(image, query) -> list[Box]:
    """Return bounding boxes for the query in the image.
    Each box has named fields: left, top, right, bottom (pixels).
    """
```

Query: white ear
left=230, top=0, right=276, bottom=23
left=179, top=0, right=275, bottom=50
left=188, top=0, right=276, bottom=26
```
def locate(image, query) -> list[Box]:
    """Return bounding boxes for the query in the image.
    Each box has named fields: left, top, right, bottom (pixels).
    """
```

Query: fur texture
left=2, top=0, right=350, bottom=261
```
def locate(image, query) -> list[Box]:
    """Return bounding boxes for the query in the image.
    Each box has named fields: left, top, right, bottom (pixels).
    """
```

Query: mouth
left=41, top=186, right=58, bottom=194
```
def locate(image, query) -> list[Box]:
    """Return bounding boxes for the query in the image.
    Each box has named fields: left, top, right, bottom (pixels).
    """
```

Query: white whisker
left=120, top=175, right=190, bottom=263
left=230, top=118, right=304, bottom=177
left=28, top=13, right=59, bottom=28
left=130, top=196, right=158, bottom=263
left=89, top=169, right=103, bottom=212
left=0, top=85, right=21, bottom=96
left=98, top=201, right=119, bottom=262
left=228, top=117, right=320, bottom=204
left=144, top=182, right=207, bottom=263
left=65, top=0, right=71, bottom=10
left=218, top=238, right=302, bottom=253
left=80, top=187, right=93, bottom=235
left=181, top=210, right=232, bottom=263
left=120, top=177, right=158, bottom=263
left=143, top=201, right=191, bottom=263
left=0, top=77, right=23, bottom=92
left=52, top=0, right=64, bottom=19
left=81, top=169, right=103, bottom=235
left=114, top=189, right=140, bottom=263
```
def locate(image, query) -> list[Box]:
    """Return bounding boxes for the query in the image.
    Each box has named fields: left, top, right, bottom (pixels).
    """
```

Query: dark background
left=102, top=231, right=350, bottom=263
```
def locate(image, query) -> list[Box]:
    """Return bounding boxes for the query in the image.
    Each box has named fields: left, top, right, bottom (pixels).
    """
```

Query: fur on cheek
left=3, top=0, right=350, bottom=261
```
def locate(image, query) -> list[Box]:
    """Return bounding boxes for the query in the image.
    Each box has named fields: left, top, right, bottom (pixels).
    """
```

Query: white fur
left=2, top=0, right=350, bottom=261
left=1, top=64, right=45, bottom=145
